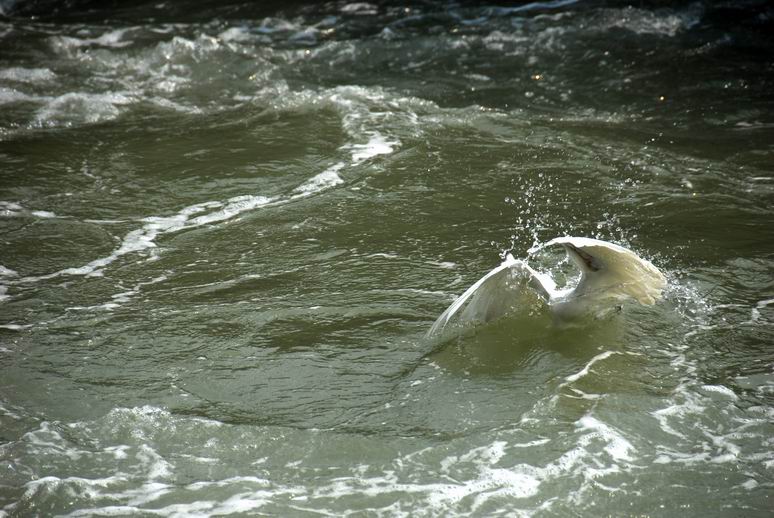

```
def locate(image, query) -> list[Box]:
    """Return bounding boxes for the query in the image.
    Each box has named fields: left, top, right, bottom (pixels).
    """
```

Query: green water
left=1, top=0, right=772, bottom=516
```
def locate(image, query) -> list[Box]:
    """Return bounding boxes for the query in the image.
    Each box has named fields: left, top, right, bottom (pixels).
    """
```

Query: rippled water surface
left=1, top=0, right=773, bottom=516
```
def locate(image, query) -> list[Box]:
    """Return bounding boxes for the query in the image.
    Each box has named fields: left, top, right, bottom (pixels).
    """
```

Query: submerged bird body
left=429, top=237, right=666, bottom=336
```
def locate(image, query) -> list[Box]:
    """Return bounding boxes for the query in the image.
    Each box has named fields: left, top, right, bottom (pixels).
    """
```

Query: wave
left=5, top=84, right=403, bottom=293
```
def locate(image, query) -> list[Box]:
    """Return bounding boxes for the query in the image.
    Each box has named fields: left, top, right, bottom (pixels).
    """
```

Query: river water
left=1, top=0, right=772, bottom=516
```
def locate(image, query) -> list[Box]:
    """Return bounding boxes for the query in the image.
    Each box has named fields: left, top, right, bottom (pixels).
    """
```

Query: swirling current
left=0, top=0, right=772, bottom=516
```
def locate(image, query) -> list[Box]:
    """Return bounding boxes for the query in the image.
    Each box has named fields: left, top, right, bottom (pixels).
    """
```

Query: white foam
left=0, top=86, right=38, bottom=105
left=341, top=3, right=378, bottom=15
left=8, top=399, right=711, bottom=517
left=0, top=201, right=23, bottom=215
left=105, top=445, right=130, bottom=460
left=265, top=86, right=404, bottom=161
left=122, top=482, right=174, bottom=507
left=490, top=0, right=579, bottom=15
left=66, top=302, right=121, bottom=311
left=701, top=384, right=738, bottom=400
left=136, top=444, right=173, bottom=480
left=211, top=492, right=274, bottom=514
left=0, top=67, right=56, bottom=83
left=472, top=469, right=541, bottom=504
left=0, top=265, right=18, bottom=277
left=0, top=323, right=31, bottom=330
left=424, top=441, right=551, bottom=511
left=12, top=84, right=402, bottom=287
left=563, top=351, right=620, bottom=383
left=23, top=475, right=124, bottom=497
left=0, top=202, right=61, bottom=220
left=22, top=421, right=87, bottom=461
left=597, top=6, right=701, bottom=37
left=347, top=132, right=396, bottom=164
left=293, top=163, right=345, bottom=197
left=218, top=27, right=253, bottom=42
left=20, top=196, right=276, bottom=281
left=51, top=28, right=133, bottom=49
left=256, top=17, right=300, bottom=35
left=427, top=468, right=541, bottom=510
left=35, top=92, right=134, bottom=126
left=30, top=210, right=58, bottom=218
left=750, top=297, right=774, bottom=322
left=187, top=195, right=275, bottom=226
left=576, top=416, right=635, bottom=462
left=107, top=275, right=167, bottom=307
left=651, top=378, right=708, bottom=440
left=17, top=134, right=394, bottom=284
left=512, top=438, right=551, bottom=449
left=656, top=449, right=713, bottom=465
left=150, top=97, right=202, bottom=114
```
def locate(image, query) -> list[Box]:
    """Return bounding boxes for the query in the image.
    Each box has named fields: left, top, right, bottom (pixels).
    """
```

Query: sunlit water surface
left=1, top=0, right=772, bottom=516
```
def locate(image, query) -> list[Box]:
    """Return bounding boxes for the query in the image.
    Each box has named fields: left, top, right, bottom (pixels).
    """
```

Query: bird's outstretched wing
left=428, top=238, right=666, bottom=336
left=427, top=254, right=553, bottom=337
left=541, top=237, right=666, bottom=306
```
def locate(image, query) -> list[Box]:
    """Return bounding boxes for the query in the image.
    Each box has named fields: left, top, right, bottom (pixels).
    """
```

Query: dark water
left=1, top=0, right=773, bottom=516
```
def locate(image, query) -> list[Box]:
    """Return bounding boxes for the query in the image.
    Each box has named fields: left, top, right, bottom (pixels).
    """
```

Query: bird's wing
left=543, top=237, right=666, bottom=305
left=427, top=255, right=553, bottom=336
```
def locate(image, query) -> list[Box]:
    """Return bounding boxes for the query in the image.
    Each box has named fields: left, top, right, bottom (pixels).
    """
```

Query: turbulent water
left=1, top=0, right=773, bottom=515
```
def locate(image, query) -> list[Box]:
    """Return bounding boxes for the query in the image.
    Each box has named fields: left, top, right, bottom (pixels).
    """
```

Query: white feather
left=428, top=237, right=665, bottom=336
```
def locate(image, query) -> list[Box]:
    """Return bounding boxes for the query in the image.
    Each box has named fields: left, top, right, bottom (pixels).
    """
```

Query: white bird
left=428, top=237, right=666, bottom=336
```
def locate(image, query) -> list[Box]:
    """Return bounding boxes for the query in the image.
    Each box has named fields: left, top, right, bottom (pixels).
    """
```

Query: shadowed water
left=1, top=0, right=773, bottom=516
